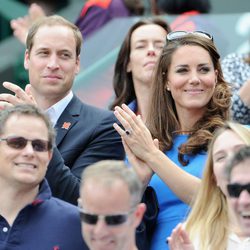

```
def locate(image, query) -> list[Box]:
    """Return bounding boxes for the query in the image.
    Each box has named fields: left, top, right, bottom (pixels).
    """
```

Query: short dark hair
left=0, top=104, right=55, bottom=149
left=26, top=15, right=82, bottom=56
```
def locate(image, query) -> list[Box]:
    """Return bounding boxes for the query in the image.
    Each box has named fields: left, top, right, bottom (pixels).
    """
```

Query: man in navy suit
left=0, top=15, right=125, bottom=205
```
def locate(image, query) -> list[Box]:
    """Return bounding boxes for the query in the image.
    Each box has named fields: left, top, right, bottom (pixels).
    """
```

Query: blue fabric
left=149, top=135, right=207, bottom=250
left=128, top=99, right=137, bottom=112
left=0, top=180, right=88, bottom=250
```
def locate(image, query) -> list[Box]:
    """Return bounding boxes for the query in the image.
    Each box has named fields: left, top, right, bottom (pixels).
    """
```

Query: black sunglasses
left=78, top=208, right=134, bottom=226
left=166, top=31, right=213, bottom=42
left=227, top=183, right=250, bottom=198
left=0, top=136, right=51, bottom=152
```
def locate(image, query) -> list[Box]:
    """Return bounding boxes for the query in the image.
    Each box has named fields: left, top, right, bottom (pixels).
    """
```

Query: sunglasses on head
left=166, top=31, right=213, bottom=42
left=227, top=183, right=250, bottom=198
left=0, top=136, right=51, bottom=152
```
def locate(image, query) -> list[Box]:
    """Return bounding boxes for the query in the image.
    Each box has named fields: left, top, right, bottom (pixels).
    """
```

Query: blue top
left=128, top=100, right=207, bottom=250
left=149, top=135, right=207, bottom=250
left=0, top=180, right=88, bottom=250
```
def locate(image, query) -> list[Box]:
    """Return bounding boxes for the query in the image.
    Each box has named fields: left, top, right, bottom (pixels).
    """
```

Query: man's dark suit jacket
left=45, top=95, right=125, bottom=204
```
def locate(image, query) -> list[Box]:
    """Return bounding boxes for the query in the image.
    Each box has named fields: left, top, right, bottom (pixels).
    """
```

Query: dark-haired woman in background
left=109, top=18, right=171, bottom=122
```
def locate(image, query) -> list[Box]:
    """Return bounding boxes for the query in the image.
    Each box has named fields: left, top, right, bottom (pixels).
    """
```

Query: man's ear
left=133, top=203, right=146, bottom=228
left=24, top=50, right=30, bottom=70
left=75, top=55, right=80, bottom=75
left=48, top=149, right=53, bottom=161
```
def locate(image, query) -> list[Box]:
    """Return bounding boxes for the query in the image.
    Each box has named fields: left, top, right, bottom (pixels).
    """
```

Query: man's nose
left=93, top=218, right=109, bottom=235
left=21, top=141, right=35, bottom=155
left=238, top=189, right=250, bottom=207
left=47, top=55, right=59, bottom=69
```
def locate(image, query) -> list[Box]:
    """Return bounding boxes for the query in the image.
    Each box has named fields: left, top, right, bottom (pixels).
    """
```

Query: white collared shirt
left=46, top=91, right=73, bottom=127
left=193, top=233, right=250, bottom=250
left=228, top=233, right=250, bottom=250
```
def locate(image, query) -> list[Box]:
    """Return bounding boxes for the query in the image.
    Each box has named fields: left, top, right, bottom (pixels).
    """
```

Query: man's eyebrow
left=35, top=47, right=48, bottom=51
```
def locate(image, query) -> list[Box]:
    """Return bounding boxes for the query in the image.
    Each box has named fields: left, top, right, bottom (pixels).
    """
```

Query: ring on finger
left=125, top=129, right=132, bottom=136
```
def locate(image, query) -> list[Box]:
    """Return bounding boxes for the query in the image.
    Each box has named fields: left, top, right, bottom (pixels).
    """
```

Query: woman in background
left=109, top=18, right=171, bottom=122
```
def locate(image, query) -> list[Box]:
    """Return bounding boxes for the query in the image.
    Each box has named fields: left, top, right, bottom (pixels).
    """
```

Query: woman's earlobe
left=165, top=81, right=170, bottom=91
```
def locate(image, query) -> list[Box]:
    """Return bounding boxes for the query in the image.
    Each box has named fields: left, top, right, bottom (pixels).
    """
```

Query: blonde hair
left=185, top=122, right=250, bottom=250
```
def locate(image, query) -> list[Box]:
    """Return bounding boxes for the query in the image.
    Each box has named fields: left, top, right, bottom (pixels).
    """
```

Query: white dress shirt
left=46, top=91, right=73, bottom=127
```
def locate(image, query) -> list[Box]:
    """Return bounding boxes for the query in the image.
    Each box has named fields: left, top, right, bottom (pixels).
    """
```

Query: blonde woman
left=168, top=122, right=250, bottom=250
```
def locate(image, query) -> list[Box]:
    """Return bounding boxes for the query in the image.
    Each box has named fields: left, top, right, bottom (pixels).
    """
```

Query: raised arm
left=113, top=104, right=201, bottom=204
left=10, top=3, right=46, bottom=44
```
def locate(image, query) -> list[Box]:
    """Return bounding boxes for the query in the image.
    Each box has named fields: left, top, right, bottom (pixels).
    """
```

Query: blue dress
left=149, top=135, right=207, bottom=250
left=127, top=100, right=207, bottom=250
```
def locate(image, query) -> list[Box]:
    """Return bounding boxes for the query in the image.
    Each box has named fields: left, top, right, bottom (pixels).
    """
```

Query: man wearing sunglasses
left=0, top=104, right=88, bottom=249
left=226, top=146, right=250, bottom=237
left=0, top=15, right=124, bottom=205
left=79, top=160, right=146, bottom=250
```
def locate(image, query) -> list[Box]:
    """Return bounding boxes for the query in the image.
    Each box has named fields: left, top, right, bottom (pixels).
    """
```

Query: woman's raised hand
left=113, top=104, right=159, bottom=162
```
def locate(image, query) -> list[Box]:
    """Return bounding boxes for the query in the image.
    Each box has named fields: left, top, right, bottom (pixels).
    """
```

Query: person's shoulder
left=72, top=95, right=116, bottom=124
left=47, top=197, right=79, bottom=216
left=81, top=102, right=115, bottom=119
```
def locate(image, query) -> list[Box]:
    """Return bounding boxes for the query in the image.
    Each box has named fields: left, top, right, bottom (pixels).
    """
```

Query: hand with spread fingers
left=113, top=104, right=159, bottom=162
left=10, top=3, right=46, bottom=45
left=168, top=224, right=194, bottom=250
left=0, top=82, right=36, bottom=109
left=113, top=103, right=201, bottom=206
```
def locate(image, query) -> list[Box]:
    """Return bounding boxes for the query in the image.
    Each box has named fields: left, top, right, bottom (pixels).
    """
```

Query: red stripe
left=171, top=10, right=199, bottom=30
left=80, top=0, right=113, bottom=17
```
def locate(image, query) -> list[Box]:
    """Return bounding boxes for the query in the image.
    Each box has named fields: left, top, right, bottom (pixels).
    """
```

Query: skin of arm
left=113, top=104, right=201, bottom=205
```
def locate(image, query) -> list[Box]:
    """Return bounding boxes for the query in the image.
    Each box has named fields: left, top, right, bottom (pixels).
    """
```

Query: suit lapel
left=55, top=95, right=81, bottom=146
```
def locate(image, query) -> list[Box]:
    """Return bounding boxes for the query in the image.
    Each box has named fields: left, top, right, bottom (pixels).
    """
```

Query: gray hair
left=81, top=160, right=143, bottom=206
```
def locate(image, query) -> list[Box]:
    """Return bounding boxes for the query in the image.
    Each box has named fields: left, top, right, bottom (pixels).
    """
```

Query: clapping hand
left=0, top=82, right=36, bottom=109
left=168, top=223, right=195, bottom=250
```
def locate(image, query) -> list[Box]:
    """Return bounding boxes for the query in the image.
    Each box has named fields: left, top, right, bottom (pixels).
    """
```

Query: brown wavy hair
left=109, top=18, right=171, bottom=110
left=147, top=34, right=231, bottom=166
